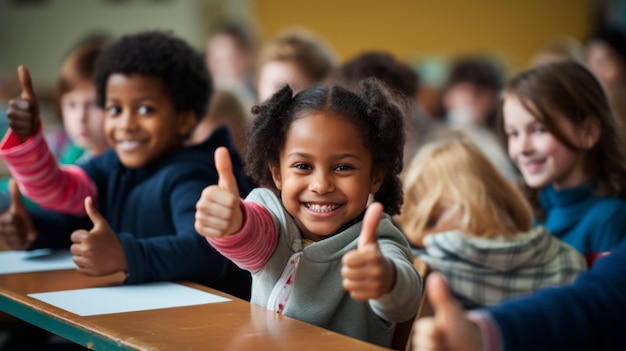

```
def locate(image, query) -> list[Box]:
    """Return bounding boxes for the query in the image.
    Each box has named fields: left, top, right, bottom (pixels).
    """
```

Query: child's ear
left=369, top=169, right=384, bottom=194
left=269, top=162, right=282, bottom=190
left=580, top=117, right=601, bottom=149
left=177, top=111, right=198, bottom=138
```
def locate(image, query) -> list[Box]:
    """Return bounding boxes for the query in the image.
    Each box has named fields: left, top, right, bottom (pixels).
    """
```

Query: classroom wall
left=0, top=0, right=214, bottom=89
left=0, top=0, right=596, bottom=89
left=251, top=0, right=593, bottom=78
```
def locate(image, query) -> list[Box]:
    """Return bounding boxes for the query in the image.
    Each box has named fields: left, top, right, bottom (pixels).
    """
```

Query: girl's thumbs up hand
left=7, top=65, right=40, bottom=142
left=341, top=202, right=396, bottom=301
left=195, top=147, right=243, bottom=238
left=70, top=196, right=127, bottom=276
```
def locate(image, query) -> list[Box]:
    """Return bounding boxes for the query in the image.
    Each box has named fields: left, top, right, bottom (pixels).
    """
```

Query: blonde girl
left=396, top=137, right=586, bottom=308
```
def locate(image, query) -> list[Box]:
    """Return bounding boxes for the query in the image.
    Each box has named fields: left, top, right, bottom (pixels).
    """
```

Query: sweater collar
left=539, top=183, right=593, bottom=210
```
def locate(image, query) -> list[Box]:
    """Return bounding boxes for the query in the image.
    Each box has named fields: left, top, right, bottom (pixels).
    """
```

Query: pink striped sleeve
left=467, top=311, right=502, bottom=351
left=0, top=127, right=97, bottom=216
left=207, top=200, right=278, bottom=272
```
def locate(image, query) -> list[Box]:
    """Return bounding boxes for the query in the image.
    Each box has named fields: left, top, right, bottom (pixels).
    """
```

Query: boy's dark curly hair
left=95, top=30, right=212, bottom=121
left=246, top=78, right=405, bottom=215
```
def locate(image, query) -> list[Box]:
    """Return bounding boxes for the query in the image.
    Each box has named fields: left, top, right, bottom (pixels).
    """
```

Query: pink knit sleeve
left=0, top=127, right=97, bottom=215
left=467, top=311, right=502, bottom=351
left=207, top=200, right=278, bottom=272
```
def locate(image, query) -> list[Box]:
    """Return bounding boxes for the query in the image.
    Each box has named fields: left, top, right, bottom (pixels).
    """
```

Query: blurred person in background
left=256, top=28, right=337, bottom=103
left=205, top=22, right=257, bottom=118
left=326, top=50, right=450, bottom=167
left=586, top=26, right=626, bottom=137
left=435, top=57, right=517, bottom=183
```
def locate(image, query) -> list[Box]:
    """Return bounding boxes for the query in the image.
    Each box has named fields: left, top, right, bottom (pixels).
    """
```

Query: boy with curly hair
left=0, top=31, right=252, bottom=299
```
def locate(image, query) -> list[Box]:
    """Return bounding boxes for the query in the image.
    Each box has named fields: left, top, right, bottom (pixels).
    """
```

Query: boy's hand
left=7, top=65, right=40, bottom=142
left=0, top=180, right=37, bottom=250
left=195, top=147, right=243, bottom=238
left=70, top=197, right=128, bottom=276
left=341, top=202, right=395, bottom=301
left=412, top=273, right=482, bottom=351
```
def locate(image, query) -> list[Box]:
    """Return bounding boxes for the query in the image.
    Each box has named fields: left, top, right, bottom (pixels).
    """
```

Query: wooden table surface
left=0, top=269, right=388, bottom=350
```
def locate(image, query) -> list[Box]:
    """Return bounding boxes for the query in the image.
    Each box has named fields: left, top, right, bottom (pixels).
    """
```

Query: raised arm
left=196, top=147, right=277, bottom=271
left=0, top=66, right=97, bottom=215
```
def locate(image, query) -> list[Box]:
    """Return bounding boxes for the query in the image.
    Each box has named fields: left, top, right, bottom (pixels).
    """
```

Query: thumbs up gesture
left=7, top=65, right=40, bottom=142
left=412, top=273, right=482, bottom=351
left=195, top=147, right=243, bottom=238
left=0, top=180, right=37, bottom=250
left=341, top=202, right=395, bottom=301
left=70, top=197, right=127, bottom=276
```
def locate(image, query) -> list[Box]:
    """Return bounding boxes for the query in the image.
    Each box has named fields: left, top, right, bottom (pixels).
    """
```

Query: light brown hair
left=396, top=136, right=532, bottom=246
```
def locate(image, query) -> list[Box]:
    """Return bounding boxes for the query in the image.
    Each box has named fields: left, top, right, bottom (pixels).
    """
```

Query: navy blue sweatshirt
left=29, top=126, right=252, bottom=300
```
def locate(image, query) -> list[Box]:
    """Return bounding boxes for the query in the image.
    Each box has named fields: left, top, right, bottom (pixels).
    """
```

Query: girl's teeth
left=308, top=204, right=338, bottom=212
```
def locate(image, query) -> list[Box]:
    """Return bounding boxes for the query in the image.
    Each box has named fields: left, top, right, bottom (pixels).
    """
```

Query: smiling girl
left=195, top=80, right=421, bottom=348
left=500, top=60, right=626, bottom=259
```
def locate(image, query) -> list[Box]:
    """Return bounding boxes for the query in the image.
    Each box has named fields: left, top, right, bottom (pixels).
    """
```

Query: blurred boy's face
left=103, top=73, right=196, bottom=169
left=61, top=84, right=108, bottom=154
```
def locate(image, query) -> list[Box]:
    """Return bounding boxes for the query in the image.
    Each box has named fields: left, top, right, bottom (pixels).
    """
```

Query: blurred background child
left=0, top=38, right=110, bottom=210
left=586, top=26, right=626, bottom=137
left=256, top=28, right=337, bottom=103
left=435, top=57, right=517, bottom=183
left=395, top=137, right=585, bottom=308
left=500, top=60, right=626, bottom=261
left=204, top=22, right=258, bottom=116
left=326, top=50, right=451, bottom=167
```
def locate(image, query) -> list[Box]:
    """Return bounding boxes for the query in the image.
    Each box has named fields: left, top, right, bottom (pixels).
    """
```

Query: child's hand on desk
left=0, top=180, right=37, bottom=249
left=341, top=202, right=396, bottom=301
left=70, top=196, right=128, bottom=276
left=195, top=147, right=243, bottom=238
left=7, top=65, right=40, bottom=142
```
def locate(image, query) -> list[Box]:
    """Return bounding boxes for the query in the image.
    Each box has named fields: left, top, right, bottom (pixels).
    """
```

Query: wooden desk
left=0, top=270, right=387, bottom=350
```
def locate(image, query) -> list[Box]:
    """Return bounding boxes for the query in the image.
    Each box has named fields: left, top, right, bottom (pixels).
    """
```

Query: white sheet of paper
left=0, top=249, right=76, bottom=274
left=29, top=282, right=231, bottom=316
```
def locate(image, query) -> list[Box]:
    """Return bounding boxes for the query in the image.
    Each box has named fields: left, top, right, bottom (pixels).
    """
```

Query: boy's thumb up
left=428, top=272, right=471, bottom=332
left=358, top=202, right=383, bottom=250
left=84, top=196, right=106, bottom=231
left=427, top=273, right=456, bottom=316
left=8, top=179, right=36, bottom=246
left=215, top=146, right=240, bottom=198
left=19, top=65, right=36, bottom=101
left=18, top=65, right=39, bottom=117
left=8, top=179, right=25, bottom=213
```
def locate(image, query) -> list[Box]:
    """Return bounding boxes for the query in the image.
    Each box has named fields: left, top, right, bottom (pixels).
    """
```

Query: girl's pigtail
left=246, top=84, right=295, bottom=188
left=360, top=78, right=406, bottom=215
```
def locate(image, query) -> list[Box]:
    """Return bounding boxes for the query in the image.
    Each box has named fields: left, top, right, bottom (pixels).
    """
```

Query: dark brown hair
left=498, top=61, right=626, bottom=214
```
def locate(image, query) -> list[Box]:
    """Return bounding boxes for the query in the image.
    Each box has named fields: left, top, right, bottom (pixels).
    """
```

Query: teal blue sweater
left=539, top=184, right=626, bottom=255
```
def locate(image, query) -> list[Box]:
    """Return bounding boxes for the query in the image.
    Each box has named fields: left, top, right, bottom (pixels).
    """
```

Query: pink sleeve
left=207, top=200, right=278, bottom=272
left=467, top=311, right=502, bottom=351
left=0, top=126, right=97, bottom=215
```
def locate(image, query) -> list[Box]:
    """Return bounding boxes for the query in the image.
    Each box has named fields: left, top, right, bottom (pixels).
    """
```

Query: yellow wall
left=251, top=0, right=592, bottom=75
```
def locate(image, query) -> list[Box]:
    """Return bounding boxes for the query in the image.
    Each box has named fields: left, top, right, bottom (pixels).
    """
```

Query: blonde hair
left=396, top=136, right=532, bottom=246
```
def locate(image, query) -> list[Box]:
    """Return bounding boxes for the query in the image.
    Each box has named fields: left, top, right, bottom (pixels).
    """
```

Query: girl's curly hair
left=245, top=78, right=405, bottom=215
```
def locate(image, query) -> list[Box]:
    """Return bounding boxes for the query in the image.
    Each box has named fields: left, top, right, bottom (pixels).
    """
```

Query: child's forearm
left=0, top=127, right=96, bottom=215
left=207, top=200, right=278, bottom=272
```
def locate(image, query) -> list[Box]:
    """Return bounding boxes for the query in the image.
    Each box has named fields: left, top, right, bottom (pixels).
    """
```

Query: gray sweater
left=237, top=188, right=422, bottom=347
